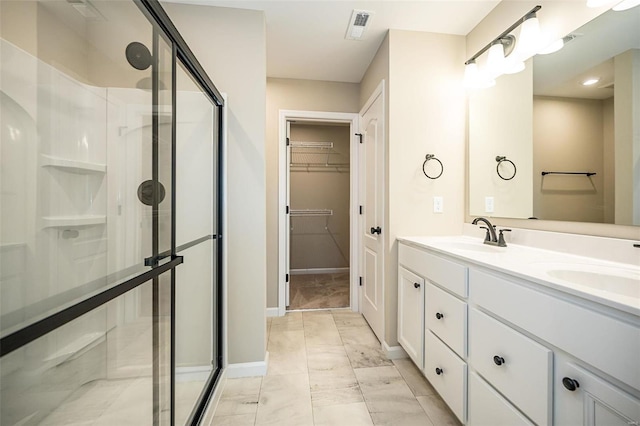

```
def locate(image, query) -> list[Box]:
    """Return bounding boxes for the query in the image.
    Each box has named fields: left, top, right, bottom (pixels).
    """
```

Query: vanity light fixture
left=582, top=77, right=600, bottom=86
left=612, top=0, right=640, bottom=10
left=464, top=5, right=541, bottom=88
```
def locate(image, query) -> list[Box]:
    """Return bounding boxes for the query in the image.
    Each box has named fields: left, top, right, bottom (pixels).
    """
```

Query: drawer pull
left=562, top=377, right=580, bottom=392
left=435, top=312, right=444, bottom=320
left=493, top=355, right=505, bottom=366
left=414, top=282, right=421, bottom=289
left=435, top=367, right=443, bottom=375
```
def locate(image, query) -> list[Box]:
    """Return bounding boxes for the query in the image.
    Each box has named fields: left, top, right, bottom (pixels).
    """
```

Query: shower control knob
left=562, top=377, right=580, bottom=391
left=414, top=282, right=420, bottom=289
left=370, top=226, right=382, bottom=235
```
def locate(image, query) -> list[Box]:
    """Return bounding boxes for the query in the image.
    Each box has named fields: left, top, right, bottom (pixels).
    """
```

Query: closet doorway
left=278, top=111, right=359, bottom=315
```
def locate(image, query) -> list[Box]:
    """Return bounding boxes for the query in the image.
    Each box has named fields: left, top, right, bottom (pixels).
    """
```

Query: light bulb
left=486, top=41, right=506, bottom=77
left=582, top=77, right=600, bottom=86
left=612, top=0, right=640, bottom=10
left=464, top=61, right=496, bottom=89
left=516, top=13, right=541, bottom=59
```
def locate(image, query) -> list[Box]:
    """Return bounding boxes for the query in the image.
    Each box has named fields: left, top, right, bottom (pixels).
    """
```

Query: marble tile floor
left=288, top=273, right=350, bottom=310
left=210, top=310, right=460, bottom=426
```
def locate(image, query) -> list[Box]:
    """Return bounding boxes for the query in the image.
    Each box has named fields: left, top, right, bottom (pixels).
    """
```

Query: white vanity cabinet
left=554, top=354, right=640, bottom=426
left=396, top=238, right=640, bottom=426
left=398, top=242, right=468, bottom=423
left=398, top=265, right=425, bottom=368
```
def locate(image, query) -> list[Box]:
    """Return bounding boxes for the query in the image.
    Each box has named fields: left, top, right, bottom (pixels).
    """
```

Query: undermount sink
left=542, top=264, right=640, bottom=299
left=434, top=240, right=506, bottom=253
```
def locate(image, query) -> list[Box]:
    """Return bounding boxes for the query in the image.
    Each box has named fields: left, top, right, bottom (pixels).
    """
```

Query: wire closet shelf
left=290, top=141, right=349, bottom=171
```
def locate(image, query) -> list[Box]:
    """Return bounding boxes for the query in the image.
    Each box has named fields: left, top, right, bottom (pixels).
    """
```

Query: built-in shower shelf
left=42, top=215, right=106, bottom=228
left=41, top=154, right=106, bottom=174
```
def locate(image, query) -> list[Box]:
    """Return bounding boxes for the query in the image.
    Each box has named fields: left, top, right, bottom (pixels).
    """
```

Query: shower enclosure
left=0, top=1, right=223, bottom=424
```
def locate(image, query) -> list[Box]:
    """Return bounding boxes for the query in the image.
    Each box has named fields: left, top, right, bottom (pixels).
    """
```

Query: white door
left=360, top=82, right=385, bottom=341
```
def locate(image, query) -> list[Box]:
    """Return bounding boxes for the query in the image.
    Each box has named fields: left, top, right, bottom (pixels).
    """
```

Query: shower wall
left=1, top=18, right=216, bottom=424
left=289, top=124, right=350, bottom=271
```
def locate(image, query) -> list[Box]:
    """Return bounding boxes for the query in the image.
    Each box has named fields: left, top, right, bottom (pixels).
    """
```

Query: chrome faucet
left=472, top=217, right=510, bottom=247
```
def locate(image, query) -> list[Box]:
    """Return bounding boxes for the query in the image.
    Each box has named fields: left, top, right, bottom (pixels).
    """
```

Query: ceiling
left=165, top=0, right=500, bottom=83
left=533, top=6, right=640, bottom=99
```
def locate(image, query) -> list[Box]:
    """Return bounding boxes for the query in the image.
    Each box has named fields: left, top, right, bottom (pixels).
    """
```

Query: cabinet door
left=555, top=357, right=640, bottom=426
left=398, top=266, right=424, bottom=368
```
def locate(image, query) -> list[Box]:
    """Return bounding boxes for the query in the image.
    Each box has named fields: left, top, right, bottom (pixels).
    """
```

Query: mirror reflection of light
left=613, top=0, right=640, bottom=10
left=538, top=39, right=564, bottom=55
left=8, top=125, right=21, bottom=141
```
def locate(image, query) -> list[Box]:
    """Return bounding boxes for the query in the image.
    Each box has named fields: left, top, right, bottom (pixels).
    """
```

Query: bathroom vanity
left=397, top=231, right=640, bottom=425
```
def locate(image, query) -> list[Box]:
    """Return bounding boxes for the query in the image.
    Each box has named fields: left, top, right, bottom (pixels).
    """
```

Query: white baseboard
left=175, top=365, right=213, bottom=383
left=225, top=352, right=269, bottom=378
left=290, top=267, right=349, bottom=275
left=266, top=307, right=280, bottom=317
left=383, top=342, right=408, bottom=360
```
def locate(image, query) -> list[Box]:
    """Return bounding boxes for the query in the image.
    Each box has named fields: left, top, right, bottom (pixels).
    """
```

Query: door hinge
left=286, top=137, right=290, bottom=146
left=355, top=133, right=363, bottom=144
left=359, top=205, right=363, bottom=215
left=286, top=205, right=290, bottom=214
left=286, top=273, right=289, bottom=283
left=359, top=276, right=363, bottom=286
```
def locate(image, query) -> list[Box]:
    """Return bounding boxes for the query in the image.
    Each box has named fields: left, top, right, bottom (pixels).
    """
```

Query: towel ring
left=423, top=154, right=443, bottom=180
left=496, top=156, right=516, bottom=180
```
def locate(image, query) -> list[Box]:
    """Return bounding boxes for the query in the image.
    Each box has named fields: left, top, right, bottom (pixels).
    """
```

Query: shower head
left=126, top=42, right=152, bottom=71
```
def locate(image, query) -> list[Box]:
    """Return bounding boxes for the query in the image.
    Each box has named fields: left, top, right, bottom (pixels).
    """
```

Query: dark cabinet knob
left=493, top=355, right=505, bottom=366
left=413, top=282, right=420, bottom=289
left=435, top=312, right=444, bottom=320
left=435, top=367, right=443, bottom=375
left=562, top=377, right=580, bottom=391
left=370, top=226, right=381, bottom=235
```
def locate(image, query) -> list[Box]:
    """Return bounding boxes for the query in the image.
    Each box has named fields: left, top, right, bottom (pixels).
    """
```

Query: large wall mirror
left=468, top=6, right=640, bottom=227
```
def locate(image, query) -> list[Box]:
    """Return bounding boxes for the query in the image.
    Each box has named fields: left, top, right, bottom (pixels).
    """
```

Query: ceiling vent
left=345, top=9, right=374, bottom=41
left=67, top=0, right=105, bottom=20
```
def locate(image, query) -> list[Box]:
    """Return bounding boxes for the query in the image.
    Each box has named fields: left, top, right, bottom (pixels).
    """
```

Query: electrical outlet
left=485, top=196, right=495, bottom=213
left=433, top=196, right=443, bottom=213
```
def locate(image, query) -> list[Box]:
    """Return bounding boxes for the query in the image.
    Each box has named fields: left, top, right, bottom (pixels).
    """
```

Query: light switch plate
left=433, top=196, right=443, bottom=213
left=485, top=196, right=494, bottom=213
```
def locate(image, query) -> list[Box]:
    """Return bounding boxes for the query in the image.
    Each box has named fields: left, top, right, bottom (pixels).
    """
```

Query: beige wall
left=266, top=78, right=359, bottom=308
left=289, top=124, right=350, bottom=270
left=533, top=96, right=606, bottom=223
left=603, top=97, right=615, bottom=224
left=163, top=3, right=267, bottom=365
left=359, top=30, right=466, bottom=346
left=469, top=63, right=533, bottom=219
left=465, top=1, right=640, bottom=240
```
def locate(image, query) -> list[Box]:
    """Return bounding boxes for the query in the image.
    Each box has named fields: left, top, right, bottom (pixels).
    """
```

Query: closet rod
left=290, top=209, right=333, bottom=217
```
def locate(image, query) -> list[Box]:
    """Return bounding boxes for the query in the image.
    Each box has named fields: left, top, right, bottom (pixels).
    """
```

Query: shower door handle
left=370, top=226, right=381, bottom=235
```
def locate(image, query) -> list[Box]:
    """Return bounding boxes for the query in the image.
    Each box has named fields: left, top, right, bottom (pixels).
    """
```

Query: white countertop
left=398, top=235, right=640, bottom=318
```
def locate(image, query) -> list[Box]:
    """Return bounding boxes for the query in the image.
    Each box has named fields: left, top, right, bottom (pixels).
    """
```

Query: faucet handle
left=479, top=226, right=491, bottom=242
left=497, top=229, right=511, bottom=247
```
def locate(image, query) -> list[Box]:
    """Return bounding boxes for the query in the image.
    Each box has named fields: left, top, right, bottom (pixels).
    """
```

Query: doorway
left=288, top=122, right=351, bottom=310
left=278, top=111, right=359, bottom=316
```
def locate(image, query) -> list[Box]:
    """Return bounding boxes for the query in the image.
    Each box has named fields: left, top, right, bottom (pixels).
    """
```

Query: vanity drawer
left=424, top=330, right=466, bottom=423
left=399, top=243, right=468, bottom=297
left=425, top=282, right=467, bottom=358
left=468, top=372, right=534, bottom=426
left=470, top=268, right=640, bottom=392
left=469, top=308, right=552, bottom=426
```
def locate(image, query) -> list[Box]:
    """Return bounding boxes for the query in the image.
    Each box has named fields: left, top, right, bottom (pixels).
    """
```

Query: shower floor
left=288, top=272, right=350, bottom=310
